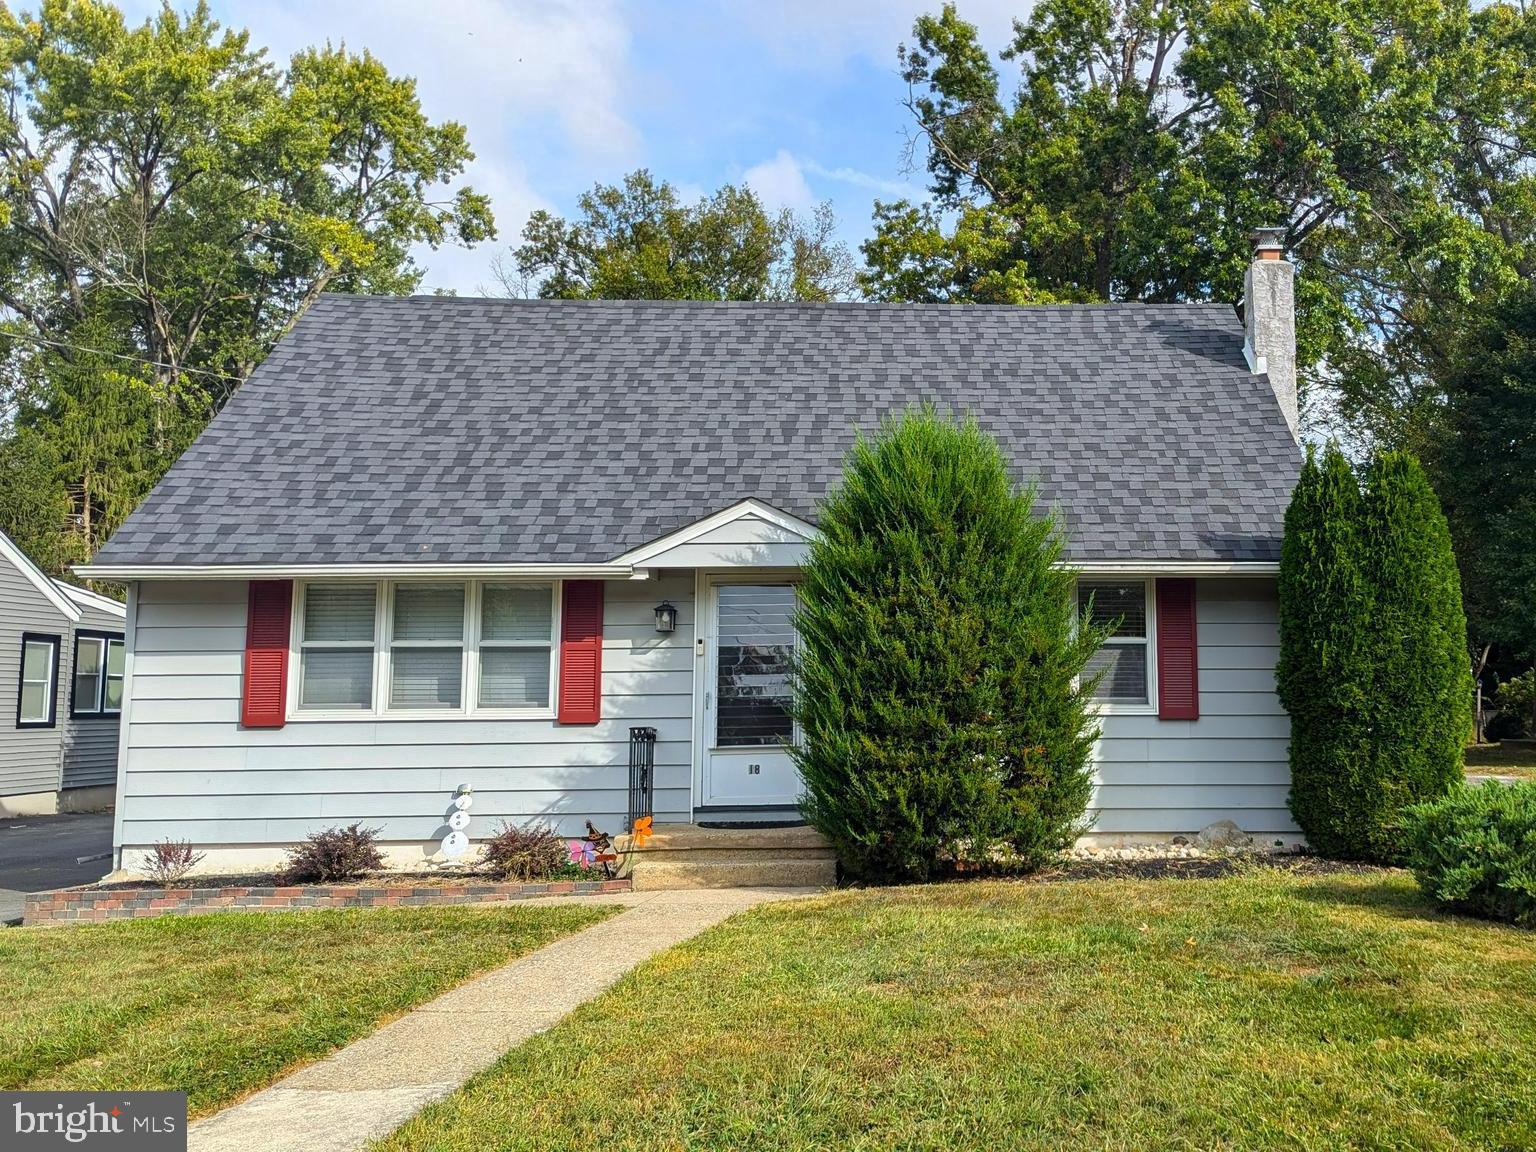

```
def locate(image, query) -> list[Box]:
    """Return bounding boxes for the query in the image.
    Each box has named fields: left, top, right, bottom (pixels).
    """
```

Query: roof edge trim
left=73, top=563, right=643, bottom=582
left=1, top=529, right=81, bottom=621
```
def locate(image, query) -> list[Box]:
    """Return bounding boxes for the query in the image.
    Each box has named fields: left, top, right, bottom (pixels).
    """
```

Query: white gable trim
left=0, top=529, right=80, bottom=621
left=610, top=500, right=820, bottom=566
left=56, top=581, right=127, bottom=618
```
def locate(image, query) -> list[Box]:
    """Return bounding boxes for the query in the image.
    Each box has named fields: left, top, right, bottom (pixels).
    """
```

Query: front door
left=701, top=581, right=801, bottom=808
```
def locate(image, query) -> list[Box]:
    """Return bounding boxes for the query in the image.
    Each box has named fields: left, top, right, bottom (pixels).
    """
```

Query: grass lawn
left=0, top=903, right=614, bottom=1116
left=379, top=869, right=1536, bottom=1152
left=1465, top=741, right=1536, bottom=779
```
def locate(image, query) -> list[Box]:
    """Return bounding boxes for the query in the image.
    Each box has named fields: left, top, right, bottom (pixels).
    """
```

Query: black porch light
left=653, top=601, right=678, bottom=634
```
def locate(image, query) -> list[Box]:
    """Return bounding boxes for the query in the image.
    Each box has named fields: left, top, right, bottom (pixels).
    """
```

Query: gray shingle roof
left=93, top=296, right=1300, bottom=567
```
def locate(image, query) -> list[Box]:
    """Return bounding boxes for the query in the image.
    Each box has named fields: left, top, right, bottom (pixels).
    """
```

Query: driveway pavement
left=0, top=811, right=113, bottom=923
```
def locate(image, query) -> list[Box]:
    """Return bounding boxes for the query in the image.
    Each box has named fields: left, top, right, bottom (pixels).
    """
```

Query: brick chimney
left=1243, top=227, right=1298, bottom=438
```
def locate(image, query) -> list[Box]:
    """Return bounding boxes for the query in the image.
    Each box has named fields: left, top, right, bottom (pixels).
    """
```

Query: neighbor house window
left=1078, top=581, right=1152, bottom=707
left=298, top=584, right=378, bottom=710
left=72, top=633, right=125, bottom=717
left=292, top=581, right=558, bottom=716
left=478, top=584, right=555, bottom=709
left=17, top=633, right=60, bottom=728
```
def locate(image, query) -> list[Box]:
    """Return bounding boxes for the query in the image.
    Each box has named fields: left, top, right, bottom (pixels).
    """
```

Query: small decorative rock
left=1194, top=820, right=1254, bottom=851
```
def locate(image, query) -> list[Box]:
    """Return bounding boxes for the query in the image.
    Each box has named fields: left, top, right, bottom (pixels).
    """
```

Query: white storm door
left=701, top=581, right=801, bottom=808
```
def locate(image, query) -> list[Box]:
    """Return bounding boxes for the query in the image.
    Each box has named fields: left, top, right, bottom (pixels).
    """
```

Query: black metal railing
left=628, top=726, right=656, bottom=827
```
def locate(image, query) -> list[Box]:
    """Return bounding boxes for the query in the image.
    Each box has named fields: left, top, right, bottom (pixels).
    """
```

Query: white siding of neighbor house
left=1089, top=578, right=1296, bottom=839
left=0, top=557, right=67, bottom=797
left=636, top=514, right=811, bottom=569
left=117, top=573, right=696, bottom=856
left=116, top=572, right=1294, bottom=858
left=61, top=598, right=127, bottom=792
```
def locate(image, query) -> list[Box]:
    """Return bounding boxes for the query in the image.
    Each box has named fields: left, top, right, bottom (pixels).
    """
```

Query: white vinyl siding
left=114, top=574, right=1295, bottom=854
left=1088, top=579, right=1296, bottom=838
left=117, top=575, right=695, bottom=850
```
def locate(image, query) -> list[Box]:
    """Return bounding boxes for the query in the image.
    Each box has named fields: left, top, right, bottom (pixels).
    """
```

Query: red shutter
left=242, top=580, right=292, bottom=728
left=558, top=581, right=604, bottom=725
left=1156, top=578, right=1200, bottom=720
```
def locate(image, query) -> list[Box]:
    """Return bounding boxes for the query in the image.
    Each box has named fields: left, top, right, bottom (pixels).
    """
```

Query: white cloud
left=801, top=159, right=921, bottom=200
left=742, top=149, right=816, bottom=214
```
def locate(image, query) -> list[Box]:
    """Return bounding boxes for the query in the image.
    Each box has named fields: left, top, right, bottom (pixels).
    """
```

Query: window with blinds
left=390, top=584, right=465, bottom=710
left=299, top=584, right=377, bottom=710
left=1079, top=581, right=1152, bottom=706
left=293, top=581, right=558, bottom=716
left=479, top=584, right=554, bottom=708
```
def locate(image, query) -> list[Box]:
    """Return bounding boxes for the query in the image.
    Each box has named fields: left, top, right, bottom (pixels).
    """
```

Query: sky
left=118, top=0, right=1028, bottom=295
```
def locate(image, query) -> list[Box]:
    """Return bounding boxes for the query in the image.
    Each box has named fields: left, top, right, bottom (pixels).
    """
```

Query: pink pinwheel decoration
left=568, top=840, right=596, bottom=866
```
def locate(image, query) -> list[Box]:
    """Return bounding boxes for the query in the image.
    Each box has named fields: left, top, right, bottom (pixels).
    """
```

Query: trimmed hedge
left=1403, top=781, right=1536, bottom=927
left=791, top=409, right=1106, bottom=881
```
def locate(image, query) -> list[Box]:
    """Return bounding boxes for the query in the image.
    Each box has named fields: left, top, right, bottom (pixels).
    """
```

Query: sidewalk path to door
left=188, top=886, right=813, bottom=1152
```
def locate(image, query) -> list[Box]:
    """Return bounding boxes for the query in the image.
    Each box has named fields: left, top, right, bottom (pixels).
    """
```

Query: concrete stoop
left=624, top=823, right=837, bottom=890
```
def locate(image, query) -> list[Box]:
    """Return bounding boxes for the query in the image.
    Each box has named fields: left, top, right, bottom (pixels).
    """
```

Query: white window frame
left=288, top=579, right=562, bottom=721
left=70, top=632, right=125, bottom=718
left=293, top=582, right=380, bottom=715
left=17, top=633, right=60, bottom=729
left=474, top=582, right=561, bottom=715
left=1076, top=578, right=1158, bottom=715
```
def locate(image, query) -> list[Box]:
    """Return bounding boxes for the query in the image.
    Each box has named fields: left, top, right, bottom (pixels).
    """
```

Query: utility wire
left=1, top=328, right=248, bottom=384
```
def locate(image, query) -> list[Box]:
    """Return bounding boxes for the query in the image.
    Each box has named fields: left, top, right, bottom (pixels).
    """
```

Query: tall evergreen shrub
left=1280, top=446, right=1470, bottom=860
left=1359, top=452, right=1472, bottom=815
left=1278, top=445, right=1376, bottom=857
left=790, top=409, right=1105, bottom=881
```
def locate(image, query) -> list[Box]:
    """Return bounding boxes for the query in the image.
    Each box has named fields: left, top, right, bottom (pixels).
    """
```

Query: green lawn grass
left=0, top=903, right=614, bottom=1116
left=1465, top=741, right=1536, bottom=778
left=378, top=870, right=1536, bottom=1152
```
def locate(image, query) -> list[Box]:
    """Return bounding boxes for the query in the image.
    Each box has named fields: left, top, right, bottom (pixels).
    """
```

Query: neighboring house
left=82, top=233, right=1303, bottom=873
left=1, top=530, right=126, bottom=817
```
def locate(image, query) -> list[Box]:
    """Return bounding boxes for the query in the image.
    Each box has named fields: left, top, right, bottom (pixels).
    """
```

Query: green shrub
left=280, top=823, right=385, bottom=884
left=1360, top=452, right=1472, bottom=791
left=1280, top=446, right=1469, bottom=861
left=1403, top=781, right=1536, bottom=926
left=791, top=408, right=1105, bottom=881
left=1494, top=670, right=1536, bottom=738
left=1278, top=445, right=1376, bottom=858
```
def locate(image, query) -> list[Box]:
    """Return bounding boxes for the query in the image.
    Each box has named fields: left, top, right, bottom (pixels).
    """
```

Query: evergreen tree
left=790, top=409, right=1105, bottom=881
left=1278, top=445, right=1376, bottom=857
left=1359, top=452, right=1471, bottom=823
left=1280, top=445, right=1470, bottom=859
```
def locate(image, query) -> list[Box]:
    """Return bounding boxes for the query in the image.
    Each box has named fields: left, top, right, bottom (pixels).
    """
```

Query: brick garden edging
left=22, top=878, right=632, bottom=926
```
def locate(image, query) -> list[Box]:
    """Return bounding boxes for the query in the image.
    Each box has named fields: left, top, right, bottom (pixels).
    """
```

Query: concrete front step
left=632, top=858, right=836, bottom=891
left=624, top=823, right=837, bottom=891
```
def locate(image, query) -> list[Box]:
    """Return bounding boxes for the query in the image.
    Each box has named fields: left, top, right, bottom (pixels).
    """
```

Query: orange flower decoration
left=631, top=815, right=654, bottom=847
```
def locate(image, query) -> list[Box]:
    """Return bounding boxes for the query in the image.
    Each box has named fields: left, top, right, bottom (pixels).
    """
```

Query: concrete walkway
left=188, top=887, right=811, bottom=1152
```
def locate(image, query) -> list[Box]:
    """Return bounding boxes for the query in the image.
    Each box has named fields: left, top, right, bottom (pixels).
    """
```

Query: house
left=1, top=530, right=126, bottom=817
left=80, top=232, right=1302, bottom=875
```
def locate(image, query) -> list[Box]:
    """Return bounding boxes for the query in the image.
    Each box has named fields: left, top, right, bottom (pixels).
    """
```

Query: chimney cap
left=1251, top=226, right=1286, bottom=259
